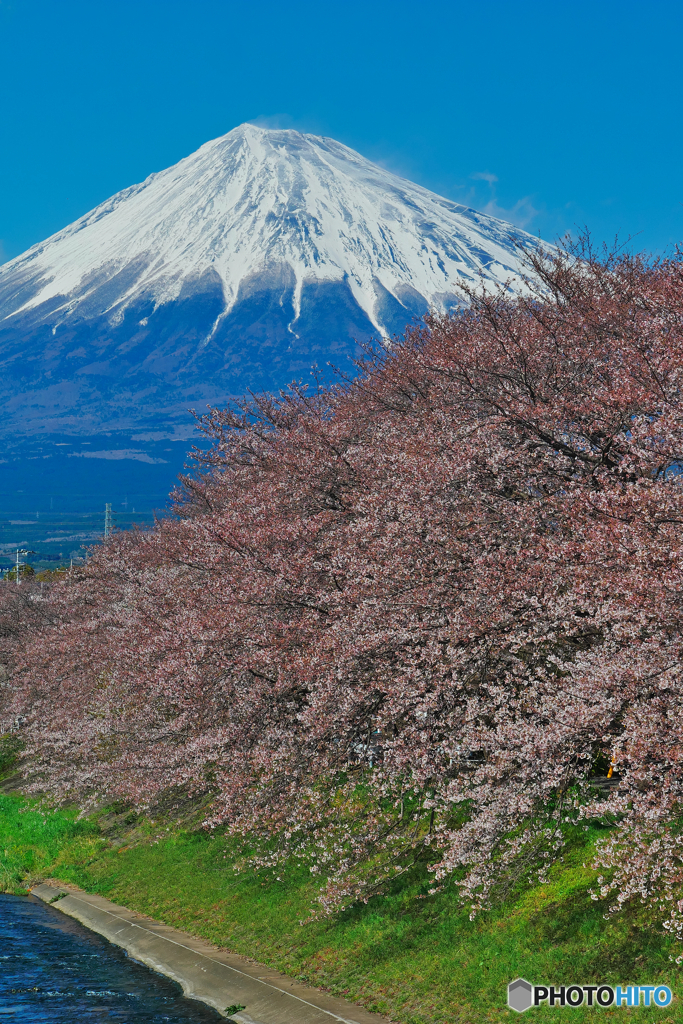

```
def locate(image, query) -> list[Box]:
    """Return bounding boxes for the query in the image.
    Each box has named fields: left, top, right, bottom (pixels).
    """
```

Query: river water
left=0, top=893, right=224, bottom=1022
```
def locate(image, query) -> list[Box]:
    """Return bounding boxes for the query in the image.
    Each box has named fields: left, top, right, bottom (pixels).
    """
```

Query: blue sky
left=1, top=0, right=682, bottom=261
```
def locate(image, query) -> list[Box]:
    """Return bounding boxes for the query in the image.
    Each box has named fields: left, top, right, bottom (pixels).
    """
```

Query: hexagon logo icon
left=508, top=978, right=533, bottom=1013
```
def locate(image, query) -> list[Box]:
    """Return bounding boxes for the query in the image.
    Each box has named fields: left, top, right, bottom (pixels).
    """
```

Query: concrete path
left=31, top=883, right=390, bottom=1024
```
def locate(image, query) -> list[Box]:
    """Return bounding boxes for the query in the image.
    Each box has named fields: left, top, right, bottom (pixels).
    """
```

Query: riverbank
left=0, top=791, right=681, bottom=1023
left=31, top=881, right=387, bottom=1023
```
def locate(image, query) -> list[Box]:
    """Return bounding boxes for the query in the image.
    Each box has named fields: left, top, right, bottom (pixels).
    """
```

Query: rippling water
left=0, top=893, right=223, bottom=1022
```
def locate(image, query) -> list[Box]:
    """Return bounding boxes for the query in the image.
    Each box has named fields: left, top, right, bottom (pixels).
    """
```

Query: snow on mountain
left=0, top=124, right=541, bottom=513
left=2, top=124, right=534, bottom=347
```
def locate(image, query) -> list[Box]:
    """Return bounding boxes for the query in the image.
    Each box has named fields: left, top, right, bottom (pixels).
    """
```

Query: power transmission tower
left=14, top=549, right=26, bottom=584
left=104, top=503, right=113, bottom=539
left=13, top=549, right=33, bottom=583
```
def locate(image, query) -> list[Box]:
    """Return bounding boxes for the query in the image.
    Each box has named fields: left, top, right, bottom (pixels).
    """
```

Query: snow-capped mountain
left=0, top=124, right=538, bottom=438
left=0, top=124, right=541, bottom=517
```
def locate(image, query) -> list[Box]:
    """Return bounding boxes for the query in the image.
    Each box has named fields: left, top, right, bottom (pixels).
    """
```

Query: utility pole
left=104, top=503, right=113, bottom=539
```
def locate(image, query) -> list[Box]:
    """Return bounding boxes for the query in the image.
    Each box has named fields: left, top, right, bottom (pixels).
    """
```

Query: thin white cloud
left=471, top=171, right=499, bottom=185
left=248, top=113, right=329, bottom=136
left=469, top=171, right=539, bottom=229
left=481, top=195, right=540, bottom=229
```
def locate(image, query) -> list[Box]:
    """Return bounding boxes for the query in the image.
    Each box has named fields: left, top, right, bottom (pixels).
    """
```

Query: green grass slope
left=0, top=792, right=681, bottom=1023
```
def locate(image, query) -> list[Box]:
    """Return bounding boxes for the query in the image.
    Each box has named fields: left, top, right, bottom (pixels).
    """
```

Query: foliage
left=34, top=567, right=68, bottom=583
left=4, top=238, right=683, bottom=933
left=0, top=733, right=22, bottom=779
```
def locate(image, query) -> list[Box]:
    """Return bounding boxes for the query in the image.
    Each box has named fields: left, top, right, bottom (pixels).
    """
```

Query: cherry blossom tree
left=5, top=237, right=683, bottom=928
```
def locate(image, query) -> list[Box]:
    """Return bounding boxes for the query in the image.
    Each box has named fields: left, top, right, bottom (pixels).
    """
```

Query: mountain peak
left=2, top=123, right=535, bottom=339
left=0, top=126, right=538, bottom=446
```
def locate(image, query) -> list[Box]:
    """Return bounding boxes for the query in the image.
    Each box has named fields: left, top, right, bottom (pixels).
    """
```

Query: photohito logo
left=507, top=978, right=672, bottom=1012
